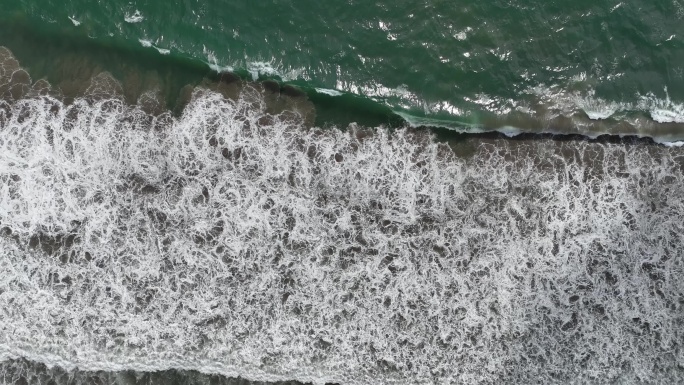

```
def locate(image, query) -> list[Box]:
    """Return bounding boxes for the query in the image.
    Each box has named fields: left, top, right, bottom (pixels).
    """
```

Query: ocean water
left=0, top=1, right=683, bottom=385
left=2, top=0, right=684, bottom=138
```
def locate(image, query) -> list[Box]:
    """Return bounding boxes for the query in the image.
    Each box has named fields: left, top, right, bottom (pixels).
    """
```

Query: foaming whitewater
left=124, top=10, right=145, bottom=24
left=401, top=83, right=684, bottom=142
left=0, top=49, right=684, bottom=384
left=529, top=86, right=684, bottom=128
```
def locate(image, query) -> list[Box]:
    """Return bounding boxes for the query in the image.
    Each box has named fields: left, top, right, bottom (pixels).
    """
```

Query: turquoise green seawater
left=2, top=0, right=684, bottom=135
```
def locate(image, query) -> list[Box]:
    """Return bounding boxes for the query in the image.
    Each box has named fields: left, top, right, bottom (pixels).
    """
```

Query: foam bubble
left=576, top=95, right=622, bottom=120
left=139, top=39, right=171, bottom=56
left=247, top=61, right=280, bottom=81
left=639, top=91, right=684, bottom=123
left=530, top=84, right=684, bottom=125
left=659, top=140, right=684, bottom=147
left=124, top=10, right=145, bottom=24
left=528, top=85, right=626, bottom=120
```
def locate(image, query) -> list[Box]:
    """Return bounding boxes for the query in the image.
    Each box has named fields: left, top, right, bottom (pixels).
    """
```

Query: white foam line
left=138, top=39, right=171, bottom=55
left=315, top=88, right=344, bottom=96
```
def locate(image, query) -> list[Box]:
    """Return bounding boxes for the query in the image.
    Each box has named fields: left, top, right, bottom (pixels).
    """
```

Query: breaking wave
left=0, top=47, right=683, bottom=384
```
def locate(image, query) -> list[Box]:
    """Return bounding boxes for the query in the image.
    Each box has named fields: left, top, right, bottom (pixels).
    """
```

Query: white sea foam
left=243, top=61, right=302, bottom=82
left=207, top=62, right=235, bottom=73
left=124, top=10, right=145, bottom=24
left=659, top=140, right=684, bottom=147
left=528, top=86, right=623, bottom=119
left=453, top=26, right=473, bottom=41
left=315, top=88, right=344, bottom=97
left=0, top=51, right=683, bottom=384
left=202, top=47, right=234, bottom=73
left=247, top=61, right=279, bottom=81
left=530, top=85, right=684, bottom=124
left=463, top=93, right=514, bottom=114
left=139, top=39, right=170, bottom=55
left=576, top=95, right=622, bottom=120
left=638, top=90, right=684, bottom=123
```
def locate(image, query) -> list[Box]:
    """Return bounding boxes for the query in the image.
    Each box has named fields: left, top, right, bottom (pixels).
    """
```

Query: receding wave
left=1, top=46, right=683, bottom=384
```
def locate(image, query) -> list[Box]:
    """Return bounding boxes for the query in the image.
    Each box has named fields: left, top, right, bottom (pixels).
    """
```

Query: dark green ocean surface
left=2, top=0, right=684, bottom=136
